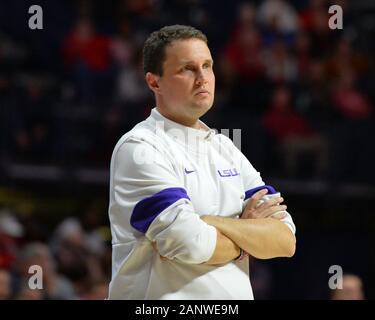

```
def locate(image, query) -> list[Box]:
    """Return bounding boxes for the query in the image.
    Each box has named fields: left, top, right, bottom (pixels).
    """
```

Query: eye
left=184, top=65, right=195, bottom=71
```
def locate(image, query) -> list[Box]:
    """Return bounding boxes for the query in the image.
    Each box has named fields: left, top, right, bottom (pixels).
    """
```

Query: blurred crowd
left=0, top=0, right=374, bottom=181
left=0, top=205, right=111, bottom=300
left=0, top=0, right=374, bottom=300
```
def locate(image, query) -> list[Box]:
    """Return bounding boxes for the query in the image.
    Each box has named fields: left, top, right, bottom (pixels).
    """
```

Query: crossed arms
left=153, top=188, right=296, bottom=265
left=202, top=188, right=296, bottom=265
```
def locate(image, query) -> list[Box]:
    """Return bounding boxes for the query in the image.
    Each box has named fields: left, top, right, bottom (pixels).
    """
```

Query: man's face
left=156, top=39, right=215, bottom=126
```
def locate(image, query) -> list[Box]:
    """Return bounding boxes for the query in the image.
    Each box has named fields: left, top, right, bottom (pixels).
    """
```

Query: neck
left=156, top=106, right=202, bottom=130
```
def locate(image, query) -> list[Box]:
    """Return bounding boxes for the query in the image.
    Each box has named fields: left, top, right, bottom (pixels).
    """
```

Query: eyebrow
left=179, top=59, right=214, bottom=65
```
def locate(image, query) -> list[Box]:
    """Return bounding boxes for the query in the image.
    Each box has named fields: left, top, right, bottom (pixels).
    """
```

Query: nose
left=195, top=68, right=207, bottom=87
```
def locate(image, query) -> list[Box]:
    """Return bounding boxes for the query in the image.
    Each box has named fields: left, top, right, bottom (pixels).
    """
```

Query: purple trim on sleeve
left=130, top=187, right=190, bottom=233
left=244, top=185, right=277, bottom=200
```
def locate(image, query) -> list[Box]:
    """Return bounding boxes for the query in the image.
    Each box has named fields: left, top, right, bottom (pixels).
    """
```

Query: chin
left=191, top=103, right=212, bottom=117
left=194, top=98, right=213, bottom=110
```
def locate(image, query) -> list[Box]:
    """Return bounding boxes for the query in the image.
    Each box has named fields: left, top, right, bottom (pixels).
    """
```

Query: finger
left=270, top=211, right=288, bottom=220
left=257, top=196, right=284, bottom=211
left=241, top=209, right=252, bottom=219
left=160, top=255, right=168, bottom=261
left=246, top=188, right=269, bottom=210
left=260, top=205, right=287, bottom=218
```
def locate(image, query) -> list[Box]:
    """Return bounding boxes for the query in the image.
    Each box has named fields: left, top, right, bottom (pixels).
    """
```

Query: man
left=330, top=274, right=365, bottom=300
left=107, top=25, right=296, bottom=300
left=0, top=268, right=11, bottom=300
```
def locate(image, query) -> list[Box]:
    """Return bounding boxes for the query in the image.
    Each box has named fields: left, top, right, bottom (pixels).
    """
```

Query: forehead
left=164, top=39, right=212, bottom=65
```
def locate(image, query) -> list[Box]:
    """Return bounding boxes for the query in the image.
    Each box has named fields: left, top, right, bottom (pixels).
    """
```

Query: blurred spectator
left=110, top=19, right=135, bottom=69
left=263, top=86, right=313, bottom=142
left=298, top=0, right=335, bottom=57
left=80, top=203, right=107, bottom=257
left=116, top=48, right=151, bottom=107
left=63, top=17, right=111, bottom=72
left=332, top=70, right=372, bottom=120
left=223, top=2, right=263, bottom=82
left=294, top=60, right=333, bottom=126
left=325, top=38, right=371, bottom=83
left=113, top=46, right=153, bottom=135
left=80, top=278, right=109, bottom=300
left=329, top=69, right=374, bottom=183
left=50, top=217, right=106, bottom=298
left=13, top=242, right=76, bottom=300
left=62, top=17, right=114, bottom=104
left=258, top=0, right=298, bottom=35
left=0, top=209, right=23, bottom=269
left=119, top=0, right=160, bottom=43
left=299, top=0, right=327, bottom=32
left=14, top=281, right=44, bottom=300
left=263, top=39, right=297, bottom=84
left=224, top=23, right=265, bottom=83
left=221, top=3, right=268, bottom=112
left=330, top=274, right=365, bottom=300
left=0, top=268, right=11, bottom=299
left=263, top=86, right=328, bottom=178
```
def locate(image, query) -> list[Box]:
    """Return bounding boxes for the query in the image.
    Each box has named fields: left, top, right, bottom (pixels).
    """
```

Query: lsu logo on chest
left=217, top=168, right=240, bottom=177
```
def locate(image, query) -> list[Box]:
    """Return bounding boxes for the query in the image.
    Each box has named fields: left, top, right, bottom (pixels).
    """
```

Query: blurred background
left=0, top=0, right=374, bottom=300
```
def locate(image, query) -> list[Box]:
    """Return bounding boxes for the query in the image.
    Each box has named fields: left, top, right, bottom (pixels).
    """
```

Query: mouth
left=194, top=89, right=210, bottom=97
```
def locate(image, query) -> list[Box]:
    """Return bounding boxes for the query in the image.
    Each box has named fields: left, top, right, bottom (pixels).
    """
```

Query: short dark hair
left=142, top=25, right=208, bottom=76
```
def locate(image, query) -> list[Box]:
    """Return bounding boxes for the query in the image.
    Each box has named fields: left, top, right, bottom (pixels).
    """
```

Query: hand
left=241, top=189, right=287, bottom=220
left=151, top=241, right=168, bottom=261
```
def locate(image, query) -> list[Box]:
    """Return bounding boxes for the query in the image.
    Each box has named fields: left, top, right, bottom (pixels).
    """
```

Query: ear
left=145, top=72, right=161, bottom=94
